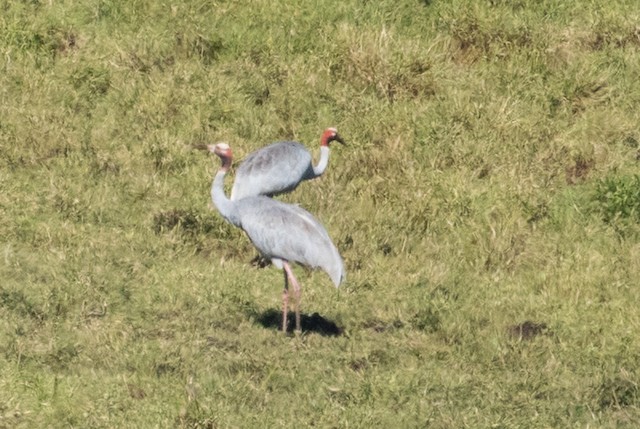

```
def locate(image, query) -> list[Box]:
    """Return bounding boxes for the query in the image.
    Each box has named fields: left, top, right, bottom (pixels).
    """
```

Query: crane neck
left=210, top=163, right=241, bottom=227
left=312, top=145, right=330, bottom=177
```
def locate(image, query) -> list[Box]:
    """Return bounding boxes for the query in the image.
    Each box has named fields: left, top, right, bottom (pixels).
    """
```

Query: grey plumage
left=230, top=128, right=344, bottom=200
left=235, top=196, right=344, bottom=287
left=207, top=142, right=345, bottom=331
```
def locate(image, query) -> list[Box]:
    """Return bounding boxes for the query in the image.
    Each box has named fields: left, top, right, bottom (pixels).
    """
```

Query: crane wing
left=231, top=142, right=313, bottom=200
left=237, top=197, right=345, bottom=287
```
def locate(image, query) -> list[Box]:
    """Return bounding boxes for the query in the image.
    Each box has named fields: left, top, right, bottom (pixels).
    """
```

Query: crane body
left=208, top=143, right=345, bottom=332
left=230, top=128, right=344, bottom=201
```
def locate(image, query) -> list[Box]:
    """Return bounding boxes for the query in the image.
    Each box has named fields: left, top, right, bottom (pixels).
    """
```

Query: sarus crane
left=207, top=142, right=345, bottom=332
left=230, top=127, right=345, bottom=200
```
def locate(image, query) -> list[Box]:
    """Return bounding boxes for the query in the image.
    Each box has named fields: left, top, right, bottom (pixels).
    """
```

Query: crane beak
left=333, top=133, right=346, bottom=145
left=191, top=144, right=216, bottom=153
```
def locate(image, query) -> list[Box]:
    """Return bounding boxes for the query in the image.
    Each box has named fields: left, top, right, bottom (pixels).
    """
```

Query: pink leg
left=283, top=262, right=302, bottom=332
left=282, top=268, right=289, bottom=332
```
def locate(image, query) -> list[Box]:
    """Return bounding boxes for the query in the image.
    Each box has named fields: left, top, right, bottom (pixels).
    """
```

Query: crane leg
left=283, top=262, right=302, bottom=333
left=282, top=268, right=289, bottom=332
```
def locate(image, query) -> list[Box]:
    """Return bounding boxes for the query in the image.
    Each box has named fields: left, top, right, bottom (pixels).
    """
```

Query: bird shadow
left=254, top=309, right=343, bottom=336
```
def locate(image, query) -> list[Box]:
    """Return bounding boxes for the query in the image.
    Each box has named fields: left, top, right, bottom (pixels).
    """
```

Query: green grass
left=2, top=0, right=640, bottom=427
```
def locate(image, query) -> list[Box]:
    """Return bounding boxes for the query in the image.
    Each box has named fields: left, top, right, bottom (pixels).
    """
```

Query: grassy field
left=2, top=0, right=640, bottom=427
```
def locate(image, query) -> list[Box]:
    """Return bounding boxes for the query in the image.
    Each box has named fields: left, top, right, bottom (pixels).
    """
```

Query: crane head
left=208, top=142, right=233, bottom=169
left=192, top=142, right=232, bottom=155
left=207, top=142, right=231, bottom=157
left=321, top=127, right=346, bottom=147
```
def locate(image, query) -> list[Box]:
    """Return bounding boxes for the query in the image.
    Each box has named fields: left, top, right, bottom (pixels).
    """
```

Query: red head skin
left=209, top=143, right=233, bottom=171
left=320, top=127, right=346, bottom=147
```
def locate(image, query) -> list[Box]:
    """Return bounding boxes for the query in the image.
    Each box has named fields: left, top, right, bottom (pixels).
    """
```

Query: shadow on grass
left=249, top=254, right=271, bottom=268
left=255, top=309, right=343, bottom=336
left=507, top=320, right=548, bottom=340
